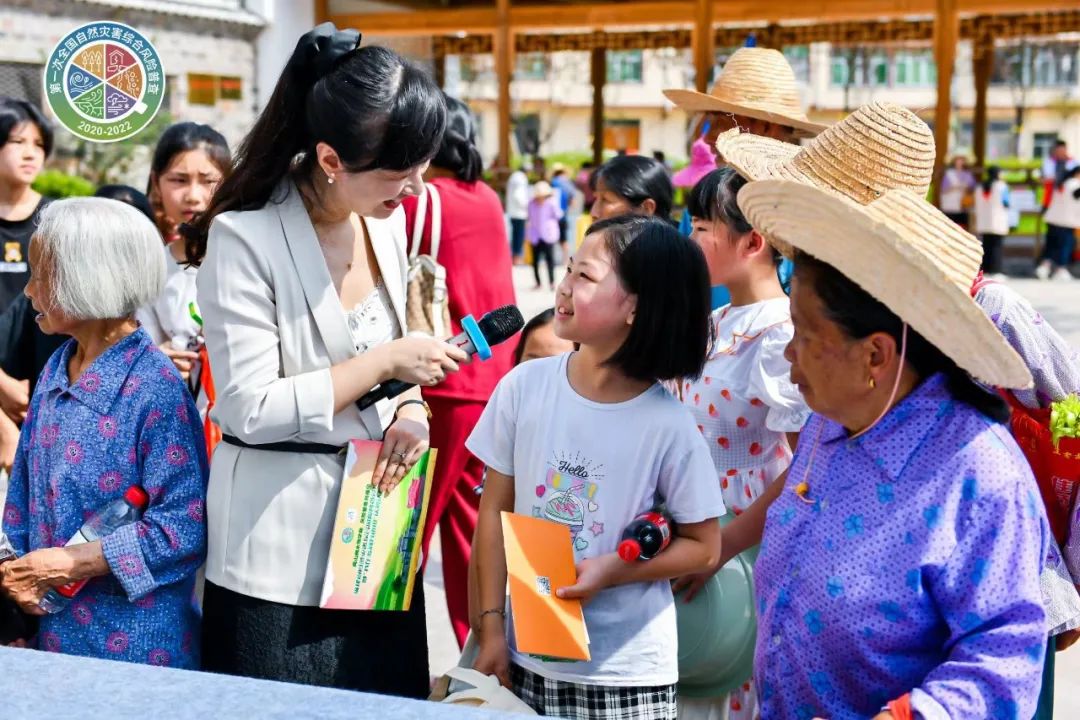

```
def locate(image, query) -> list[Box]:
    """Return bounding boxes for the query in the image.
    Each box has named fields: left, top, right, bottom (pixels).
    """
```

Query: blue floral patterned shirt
left=754, top=373, right=1049, bottom=720
left=2, top=328, right=208, bottom=668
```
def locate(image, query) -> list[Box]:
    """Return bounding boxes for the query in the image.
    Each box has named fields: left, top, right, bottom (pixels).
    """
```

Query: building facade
left=451, top=37, right=1080, bottom=168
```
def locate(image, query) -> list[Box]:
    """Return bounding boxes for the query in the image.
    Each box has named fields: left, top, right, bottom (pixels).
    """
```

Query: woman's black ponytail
left=184, top=23, right=447, bottom=265
left=431, top=95, right=483, bottom=183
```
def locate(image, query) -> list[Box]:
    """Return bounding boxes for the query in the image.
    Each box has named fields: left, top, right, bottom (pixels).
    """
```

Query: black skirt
left=200, top=580, right=430, bottom=698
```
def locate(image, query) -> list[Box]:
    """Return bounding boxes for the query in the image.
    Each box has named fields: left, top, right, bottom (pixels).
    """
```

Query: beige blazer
left=196, top=180, right=408, bottom=606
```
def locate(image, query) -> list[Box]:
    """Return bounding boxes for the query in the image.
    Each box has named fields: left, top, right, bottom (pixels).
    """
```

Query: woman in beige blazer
left=184, top=25, right=466, bottom=696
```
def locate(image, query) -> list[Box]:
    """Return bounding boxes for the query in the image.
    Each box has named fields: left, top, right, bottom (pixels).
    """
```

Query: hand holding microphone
left=387, top=335, right=469, bottom=388
left=358, top=305, right=526, bottom=410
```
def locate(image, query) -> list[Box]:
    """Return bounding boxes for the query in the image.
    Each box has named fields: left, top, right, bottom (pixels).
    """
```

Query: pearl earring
left=327, top=173, right=335, bottom=185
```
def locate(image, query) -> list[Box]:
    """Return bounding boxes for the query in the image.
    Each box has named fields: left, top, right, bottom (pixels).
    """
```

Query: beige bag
left=407, top=184, right=452, bottom=338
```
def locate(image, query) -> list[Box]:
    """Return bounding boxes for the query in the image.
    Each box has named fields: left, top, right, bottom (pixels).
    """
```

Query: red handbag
left=971, top=272, right=1080, bottom=544
left=999, top=391, right=1080, bottom=545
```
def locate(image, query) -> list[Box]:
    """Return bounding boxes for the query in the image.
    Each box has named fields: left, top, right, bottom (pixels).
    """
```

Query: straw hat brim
left=663, top=88, right=827, bottom=138
left=712, top=130, right=804, bottom=257
left=737, top=180, right=1032, bottom=390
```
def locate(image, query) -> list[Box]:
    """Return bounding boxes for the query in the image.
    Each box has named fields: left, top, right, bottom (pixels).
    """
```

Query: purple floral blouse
left=2, top=328, right=208, bottom=668
left=755, top=374, right=1049, bottom=720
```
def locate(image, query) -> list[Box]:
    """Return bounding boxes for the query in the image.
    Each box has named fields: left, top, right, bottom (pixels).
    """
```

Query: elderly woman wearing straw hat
left=717, top=102, right=1080, bottom=718
left=666, top=47, right=825, bottom=312
left=663, top=47, right=825, bottom=150
left=737, top=179, right=1048, bottom=720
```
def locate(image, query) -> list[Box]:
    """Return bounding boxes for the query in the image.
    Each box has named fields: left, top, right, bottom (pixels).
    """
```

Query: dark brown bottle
left=617, top=509, right=672, bottom=562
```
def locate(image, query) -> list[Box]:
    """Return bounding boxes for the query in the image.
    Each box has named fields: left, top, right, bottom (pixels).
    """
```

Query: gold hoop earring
left=868, top=377, right=876, bottom=389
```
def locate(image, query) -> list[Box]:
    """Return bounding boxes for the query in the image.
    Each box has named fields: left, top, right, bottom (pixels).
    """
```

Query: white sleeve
left=465, top=367, right=521, bottom=477
left=657, top=419, right=726, bottom=524
left=196, top=214, right=335, bottom=443
left=747, top=326, right=810, bottom=434
left=135, top=303, right=167, bottom=346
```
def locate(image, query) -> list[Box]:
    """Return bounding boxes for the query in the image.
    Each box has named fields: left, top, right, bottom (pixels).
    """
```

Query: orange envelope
left=501, top=511, right=590, bottom=662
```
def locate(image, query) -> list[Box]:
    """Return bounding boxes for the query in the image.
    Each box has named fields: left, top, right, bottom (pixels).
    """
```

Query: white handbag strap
left=409, top=183, right=443, bottom=262
left=428, top=183, right=442, bottom=261
left=409, top=184, right=428, bottom=261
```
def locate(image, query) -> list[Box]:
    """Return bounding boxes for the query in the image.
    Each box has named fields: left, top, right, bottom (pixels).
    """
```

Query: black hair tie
left=288, top=22, right=362, bottom=86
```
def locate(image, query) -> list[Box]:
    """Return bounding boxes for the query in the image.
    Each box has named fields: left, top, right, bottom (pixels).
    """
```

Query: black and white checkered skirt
left=511, top=664, right=677, bottom=719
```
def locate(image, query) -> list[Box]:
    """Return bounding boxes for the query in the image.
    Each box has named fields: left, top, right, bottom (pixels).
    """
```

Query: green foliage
left=31, top=169, right=95, bottom=198
left=1051, top=394, right=1080, bottom=447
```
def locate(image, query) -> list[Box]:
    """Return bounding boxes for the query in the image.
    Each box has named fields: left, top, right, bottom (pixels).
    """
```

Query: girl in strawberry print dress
left=674, top=169, right=810, bottom=720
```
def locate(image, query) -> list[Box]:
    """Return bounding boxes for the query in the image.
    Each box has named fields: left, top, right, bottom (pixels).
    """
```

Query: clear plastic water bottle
left=39, top=486, right=149, bottom=614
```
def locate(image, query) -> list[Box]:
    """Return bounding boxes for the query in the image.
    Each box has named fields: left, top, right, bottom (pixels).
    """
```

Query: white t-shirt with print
left=466, top=353, right=726, bottom=687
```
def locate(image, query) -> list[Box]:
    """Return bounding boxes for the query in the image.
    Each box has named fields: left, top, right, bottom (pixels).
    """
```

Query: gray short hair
left=34, top=197, right=166, bottom=320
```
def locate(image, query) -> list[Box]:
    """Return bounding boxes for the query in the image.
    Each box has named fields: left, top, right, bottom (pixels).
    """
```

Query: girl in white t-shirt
left=674, top=168, right=810, bottom=720
left=973, top=166, right=1011, bottom=278
left=137, top=122, right=230, bottom=422
left=467, top=215, right=726, bottom=719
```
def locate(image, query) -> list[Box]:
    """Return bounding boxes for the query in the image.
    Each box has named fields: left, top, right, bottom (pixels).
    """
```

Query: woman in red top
left=402, top=95, right=516, bottom=647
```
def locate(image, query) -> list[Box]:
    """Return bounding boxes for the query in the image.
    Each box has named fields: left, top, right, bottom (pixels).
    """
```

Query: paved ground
left=423, top=263, right=1080, bottom=716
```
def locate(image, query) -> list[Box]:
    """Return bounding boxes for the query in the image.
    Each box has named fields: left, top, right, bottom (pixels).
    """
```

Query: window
left=459, top=55, right=493, bottom=83
left=607, top=51, right=643, bottom=83
left=186, top=74, right=243, bottom=106
left=992, top=42, right=1079, bottom=87
left=893, top=49, right=936, bottom=87
left=515, top=53, right=549, bottom=81
left=783, top=46, right=810, bottom=83
left=1034, top=133, right=1060, bottom=160
left=957, top=121, right=1015, bottom=160
left=603, top=119, right=640, bottom=152
left=829, top=46, right=935, bottom=88
left=831, top=52, right=851, bottom=86
left=187, top=74, right=216, bottom=106
left=868, top=50, right=889, bottom=86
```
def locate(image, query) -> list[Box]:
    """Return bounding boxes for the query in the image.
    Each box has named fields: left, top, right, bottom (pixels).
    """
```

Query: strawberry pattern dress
left=678, top=298, right=810, bottom=720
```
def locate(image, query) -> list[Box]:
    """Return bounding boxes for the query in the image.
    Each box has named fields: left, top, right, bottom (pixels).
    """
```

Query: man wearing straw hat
left=737, top=177, right=1048, bottom=720
left=717, top=101, right=1080, bottom=718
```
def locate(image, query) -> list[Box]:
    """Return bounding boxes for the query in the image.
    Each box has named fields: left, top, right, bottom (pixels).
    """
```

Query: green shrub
left=32, top=169, right=95, bottom=198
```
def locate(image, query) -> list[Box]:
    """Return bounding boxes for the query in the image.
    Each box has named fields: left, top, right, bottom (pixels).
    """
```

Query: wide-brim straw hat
left=715, top=101, right=935, bottom=203
left=737, top=179, right=1032, bottom=390
left=533, top=180, right=554, bottom=198
left=664, top=47, right=827, bottom=138
left=716, top=101, right=937, bottom=256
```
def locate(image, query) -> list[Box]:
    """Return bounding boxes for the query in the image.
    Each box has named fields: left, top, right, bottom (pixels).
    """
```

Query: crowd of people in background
left=0, top=20, right=1079, bottom=720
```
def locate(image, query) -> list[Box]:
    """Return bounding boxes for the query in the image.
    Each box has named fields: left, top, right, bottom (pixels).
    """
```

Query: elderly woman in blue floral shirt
left=0, top=198, right=208, bottom=667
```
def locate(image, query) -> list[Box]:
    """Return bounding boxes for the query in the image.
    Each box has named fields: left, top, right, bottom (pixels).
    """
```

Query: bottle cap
left=123, top=486, right=150, bottom=509
left=617, top=538, right=641, bottom=563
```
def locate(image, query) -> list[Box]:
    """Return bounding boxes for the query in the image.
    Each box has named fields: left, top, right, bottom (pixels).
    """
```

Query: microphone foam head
left=478, top=305, right=525, bottom=346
